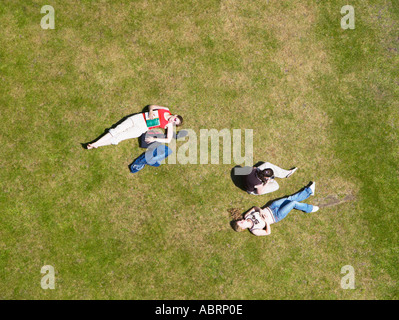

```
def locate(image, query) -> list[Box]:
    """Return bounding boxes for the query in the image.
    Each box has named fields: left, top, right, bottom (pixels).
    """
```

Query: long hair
left=229, top=208, right=244, bottom=232
left=229, top=207, right=262, bottom=232
left=256, top=168, right=274, bottom=184
left=231, top=220, right=244, bottom=232
left=176, top=115, right=183, bottom=126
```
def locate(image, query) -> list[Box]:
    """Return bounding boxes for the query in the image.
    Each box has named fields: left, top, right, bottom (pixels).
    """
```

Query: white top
left=246, top=208, right=275, bottom=232
left=246, top=211, right=267, bottom=232
left=263, top=207, right=276, bottom=224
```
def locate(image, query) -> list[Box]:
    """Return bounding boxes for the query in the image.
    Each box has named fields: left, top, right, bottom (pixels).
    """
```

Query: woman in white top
left=86, top=105, right=183, bottom=149
left=232, top=182, right=319, bottom=236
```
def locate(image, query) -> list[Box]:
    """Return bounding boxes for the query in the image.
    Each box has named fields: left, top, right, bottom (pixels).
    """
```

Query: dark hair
left=256, top=168, right=274, bottom=183
left=253, top=206, right=262, bottom=213
left=231, top=220, right=244, bottom=232
left=176, top=115, right=183, bottom=126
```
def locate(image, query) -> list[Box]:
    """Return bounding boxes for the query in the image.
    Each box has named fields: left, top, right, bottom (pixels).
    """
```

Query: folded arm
left=251, top=222, right=271, bottom=236
left=254, top=180, right=269, bottom=194
left=147, top=124, right=173, bottom=144
left=244, top=207, right=258, bottom=218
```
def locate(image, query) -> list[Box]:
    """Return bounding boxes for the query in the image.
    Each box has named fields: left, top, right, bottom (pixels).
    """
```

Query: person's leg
left=129, top=152, right=147, bottom=173
left=113, top=123, right=147, bottom=144
left=268, top=196, right=289, bottom=212
left=257, top=162, right=294, bottom=179
left=146, top=145, right=172, bottom=166
left=268, top=184, right=315, bottom=221
left=256, top=179, right=280, bottom=195
left=90, top=115, right=147, bottom=148
left=87, top=132, right=113, bottom=149
left=287, top=186, right=313, bottom=202
left=88, top=116, right=136, bottom=148
left=109, top=115, right=148, bottom=144
left=274, top=200, right=313, bottom=221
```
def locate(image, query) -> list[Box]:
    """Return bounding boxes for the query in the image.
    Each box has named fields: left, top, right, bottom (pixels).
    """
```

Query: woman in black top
left=244, top=162, right=297, bottom=195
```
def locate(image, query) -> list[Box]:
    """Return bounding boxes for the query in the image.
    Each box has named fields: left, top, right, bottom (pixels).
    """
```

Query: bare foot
left=86, top=143, right=97, bottom=149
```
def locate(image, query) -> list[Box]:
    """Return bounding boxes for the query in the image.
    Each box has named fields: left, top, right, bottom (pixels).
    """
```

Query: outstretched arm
left=251, top=223, right=271, bottom=236
left=146, top=124, right=174, bottom=144
left=149, top=104, right=169, bottom=111
left=149, top=104, right=169, bottom=110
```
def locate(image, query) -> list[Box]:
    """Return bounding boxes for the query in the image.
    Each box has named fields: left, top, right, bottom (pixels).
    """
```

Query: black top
left=244, top=168, right=263, bottom=193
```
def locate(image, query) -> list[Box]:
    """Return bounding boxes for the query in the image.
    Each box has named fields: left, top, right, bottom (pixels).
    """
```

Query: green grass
left=0, top=0, right=398, bottom=299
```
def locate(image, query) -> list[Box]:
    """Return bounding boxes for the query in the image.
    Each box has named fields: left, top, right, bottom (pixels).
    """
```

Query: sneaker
left=130, top=163, right=145, bottom=173
left=308, top=181, right=316, bottom=196
left=286, top=167, right=298, bottom=178
left=311, top=205, right=319, bottom=212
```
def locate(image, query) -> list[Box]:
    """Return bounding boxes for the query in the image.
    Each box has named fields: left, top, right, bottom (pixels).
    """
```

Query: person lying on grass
left=86, top=105, right=183, bottom=149
left=232, top=182, right=319, bottom=236
left=244, top=162, right=297, bottom=195
left=129, top=129, right=188, bottom=173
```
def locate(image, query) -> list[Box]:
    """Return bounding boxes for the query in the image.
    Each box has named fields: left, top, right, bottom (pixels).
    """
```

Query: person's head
left=231, top=219, right=252, bottom=232
left=169, top=114, right=183, bottom=126
left=256, top=168, right=274, bottom=183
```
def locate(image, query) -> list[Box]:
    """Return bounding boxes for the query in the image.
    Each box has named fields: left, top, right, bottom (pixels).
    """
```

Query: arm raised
left=149, top=104, right=170, bottom=111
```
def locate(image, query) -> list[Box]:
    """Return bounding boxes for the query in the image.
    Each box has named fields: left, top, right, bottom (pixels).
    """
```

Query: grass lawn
left=0, top=0, right=398, bottom=299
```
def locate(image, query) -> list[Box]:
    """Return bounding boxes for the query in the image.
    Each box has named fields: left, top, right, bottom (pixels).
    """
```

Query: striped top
left=246, top=211, right=266, bottom=232
left=246, top=208, right=276, bottom=232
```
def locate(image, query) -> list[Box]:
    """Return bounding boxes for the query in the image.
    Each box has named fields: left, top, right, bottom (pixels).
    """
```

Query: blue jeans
left=268, top=187, right=313, bottom=222
left=129, top=144, right=172, bottom=173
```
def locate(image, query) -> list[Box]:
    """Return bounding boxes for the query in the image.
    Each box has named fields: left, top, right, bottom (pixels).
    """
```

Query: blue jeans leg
left=287, top=187, right=312, bottom=202
left=145, top=145, right=172, bottom=166
left=269, top=187, right=313, bottom=222
left=129, top=153, right=147, bottom=173
left=275, top=200, right=313, bottom=221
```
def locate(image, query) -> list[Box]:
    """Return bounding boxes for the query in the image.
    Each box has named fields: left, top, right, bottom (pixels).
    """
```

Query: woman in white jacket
left=86, top=105, right=183, bottom=149
left=232, top=182, right=319, bottom=236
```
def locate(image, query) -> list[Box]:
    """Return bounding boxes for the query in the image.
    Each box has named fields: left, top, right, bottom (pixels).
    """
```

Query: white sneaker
left=286, top=167, right=298, bottom=178
left=308, top=181, right=316, bottom=196
left=311, top=205, right=319, bottom=212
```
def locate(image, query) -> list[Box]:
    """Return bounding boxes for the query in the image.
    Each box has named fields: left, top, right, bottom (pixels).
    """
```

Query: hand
left=145, top=137, right=156, bottom=143
left=149, top=111, right=155, bottom=119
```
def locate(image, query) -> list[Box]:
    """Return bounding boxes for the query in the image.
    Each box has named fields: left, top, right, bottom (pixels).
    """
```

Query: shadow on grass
left=81, top=112, right=140, bottom=149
